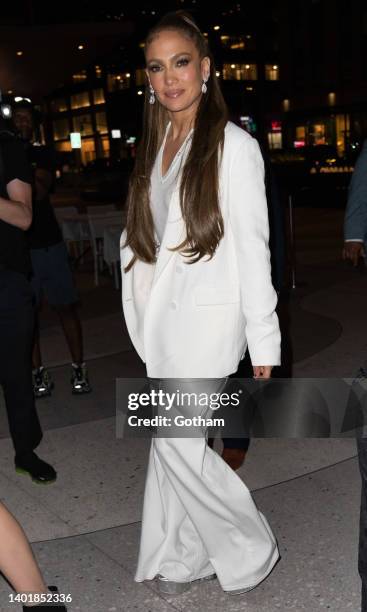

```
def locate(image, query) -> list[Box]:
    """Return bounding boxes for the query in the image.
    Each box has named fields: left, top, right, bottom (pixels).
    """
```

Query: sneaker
left=32, top=367, right=54, bottom=398
left=15, top=451, right=57, bottom=485
left=71, top=363, right=91, bottom=395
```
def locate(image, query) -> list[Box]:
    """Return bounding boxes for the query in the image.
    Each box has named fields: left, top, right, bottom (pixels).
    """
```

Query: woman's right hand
left=253, top=366, right=273, bottom=379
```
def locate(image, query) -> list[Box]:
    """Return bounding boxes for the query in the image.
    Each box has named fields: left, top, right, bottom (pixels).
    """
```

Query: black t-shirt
left=0, top=135, right=32, bottom=276
left=25, top=143, right=62, bottom=249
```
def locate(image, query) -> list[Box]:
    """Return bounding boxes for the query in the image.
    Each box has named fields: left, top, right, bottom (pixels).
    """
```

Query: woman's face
left=145, top=29, right=210, bottom=117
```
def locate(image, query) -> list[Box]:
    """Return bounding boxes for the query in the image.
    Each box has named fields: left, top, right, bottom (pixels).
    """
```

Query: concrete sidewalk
left=0, top=207, right=364, bottom=611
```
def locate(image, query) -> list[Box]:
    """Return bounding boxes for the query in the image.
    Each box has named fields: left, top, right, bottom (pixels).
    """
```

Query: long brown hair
left=124, top=11, right=228, bottom=271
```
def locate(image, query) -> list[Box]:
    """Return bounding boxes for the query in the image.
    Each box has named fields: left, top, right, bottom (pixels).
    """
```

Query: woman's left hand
left=253, top=366, right=273, bottom=379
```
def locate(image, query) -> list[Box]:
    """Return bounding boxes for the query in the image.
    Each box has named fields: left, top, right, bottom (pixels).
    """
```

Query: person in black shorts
left=13, top=102, right=91, bottom=397
left=0, top=106, right=56, bottom=483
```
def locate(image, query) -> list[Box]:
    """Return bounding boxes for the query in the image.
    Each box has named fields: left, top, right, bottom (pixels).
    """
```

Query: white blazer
left=120, top=121, right=281, bottom=378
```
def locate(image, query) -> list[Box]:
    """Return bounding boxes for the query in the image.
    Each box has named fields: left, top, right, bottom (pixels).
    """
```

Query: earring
left=201, top=78, right=208, bottom=94
left=149, top=84, right=155, bottom=105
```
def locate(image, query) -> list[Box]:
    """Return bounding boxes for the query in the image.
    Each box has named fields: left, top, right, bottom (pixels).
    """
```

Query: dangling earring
left=149, top=84, right=155, bottom=105
left=201, top=78, right=208, bottom=94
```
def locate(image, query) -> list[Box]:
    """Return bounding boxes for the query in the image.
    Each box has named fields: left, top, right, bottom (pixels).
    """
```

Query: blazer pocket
left=194, top=285, right=240, bottom=306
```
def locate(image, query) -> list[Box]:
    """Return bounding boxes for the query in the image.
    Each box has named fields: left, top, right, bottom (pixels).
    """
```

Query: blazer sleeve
left=227, top=135, right=281, bottom=366
left=344, top=140, right=367, bottom=242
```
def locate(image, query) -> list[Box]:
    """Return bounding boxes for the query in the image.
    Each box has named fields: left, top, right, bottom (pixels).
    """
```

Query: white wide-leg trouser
left=134, top=378, right=279, bottom=592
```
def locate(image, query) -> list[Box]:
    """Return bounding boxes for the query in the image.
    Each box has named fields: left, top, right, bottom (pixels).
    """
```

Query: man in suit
left=343, top=139, right=367, bottom=611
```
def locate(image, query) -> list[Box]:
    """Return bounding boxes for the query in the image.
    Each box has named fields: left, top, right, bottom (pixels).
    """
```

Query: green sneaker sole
left=15, top=466, right=57, bottom=485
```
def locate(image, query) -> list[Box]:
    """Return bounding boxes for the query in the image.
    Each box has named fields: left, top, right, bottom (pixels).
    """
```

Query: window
left=223, top=63, right=257, bottom=80
left=107, top=73, right=131, bottom=92
left=71, top=92, right=90, bottom=109
left=311, top=124, right=326, bottom=146
left=93, top=89, right=105, bottom=105
left=53, top=118, right=70, bottom=140
left=268, top=132, right=282, bottom=149
left=265, top=65, right=279, bottom=80
left=72, top=70, right=87, bottom=82
left=135, top=69, right=146, bottom=86
left=294, top=126, right=306, bottom=148
left=101, top=136, right=110, bottom=158
left=220, top=35, right=246, bottom=50
left=80, top=138, right=96, bottom=165
left=95, top=111, right=108, bottom=134
left=73, top=114, right=93, bottom=136
left=55, top=141, right=71, bottom=152
left=95, top=65, right=103, bottom=78
left=335, top=113, right=350, bottom=156
left=51, top=98, right=68, bottom=113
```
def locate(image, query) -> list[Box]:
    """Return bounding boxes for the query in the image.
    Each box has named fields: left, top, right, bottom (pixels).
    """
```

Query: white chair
left=87, top=212, right=124, bottom=286
left=54, top=206, right=83, bottom=257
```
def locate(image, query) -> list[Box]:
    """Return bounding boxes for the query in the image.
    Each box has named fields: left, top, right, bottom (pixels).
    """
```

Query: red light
left=271, top=121, right=282, bottom=131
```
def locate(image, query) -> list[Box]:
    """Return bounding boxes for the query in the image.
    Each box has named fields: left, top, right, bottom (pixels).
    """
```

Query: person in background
left=209, top=139, right=286, bottom=470
left=343, top=139, right=367, bottom=612
left=13, top=102, right=91, bottom=398
left=0, top=103, right=56, bottom=484
left=0, top=501, right=67, bottom=611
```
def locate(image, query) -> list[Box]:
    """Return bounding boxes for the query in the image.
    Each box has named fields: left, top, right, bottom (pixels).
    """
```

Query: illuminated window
left=296, top=126, right=306, bottom=142
left=53, top=118, right=70, bottom=140
left=71, top=92, right=90, bottom=109
left=95, top=111, right=108, bottom=134
left=268, top=132, right=282, bottom=149
left=95, top=65, right=103, bottom=78
left=107, top=73, right=131, bottom=92
left=54, top=141, right=71, bottom=152
left=311, top=124, right=326, bottom=145
left=223, top=63, right=257, bottom=80
left=72, top=70, right=87, bottom=82
left=135, top=69, right=146, bottom=86
left=335, top=113, right=350, bottom=156
left=80, top=138, right=96, bottom=165
left=93, top=89, right=105, bottom=105
left=101, top=136, right=110, bottom=158
left=265, top=65, right=279, bottom=80
left=220, top=35, right=246, bottom=50
left=51, top=98, right=68, bottom=113
left=73, top=114, right=93, bottom=135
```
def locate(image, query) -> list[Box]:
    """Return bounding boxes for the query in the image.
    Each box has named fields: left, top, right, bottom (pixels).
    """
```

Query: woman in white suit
left=120, top=10, right=281, bottom=596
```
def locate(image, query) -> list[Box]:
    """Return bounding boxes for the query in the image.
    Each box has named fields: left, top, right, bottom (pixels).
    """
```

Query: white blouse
left=150, top=122, right=193, bottom=244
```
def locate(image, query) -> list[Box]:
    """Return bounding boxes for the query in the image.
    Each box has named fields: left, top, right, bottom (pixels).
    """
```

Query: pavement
left=0, top=205, right=365, bottom=611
